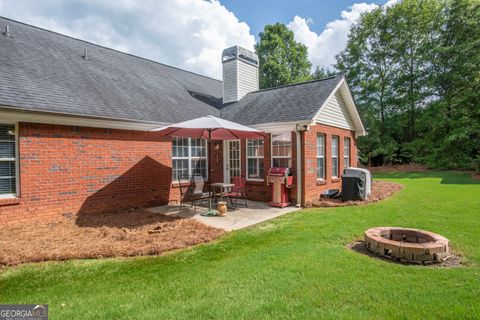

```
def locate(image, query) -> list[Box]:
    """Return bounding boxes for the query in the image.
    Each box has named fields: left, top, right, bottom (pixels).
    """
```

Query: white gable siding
left=315, top=90, right=355, bottom=131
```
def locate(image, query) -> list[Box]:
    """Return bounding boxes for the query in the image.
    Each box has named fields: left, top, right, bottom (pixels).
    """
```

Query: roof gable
left=313, top=78, right=366, bottom=136
left=220, top=75, right=366, bottom=136
left=220, top=75, right=343, bottom=125
left=315, top=89, right=355, bottom=130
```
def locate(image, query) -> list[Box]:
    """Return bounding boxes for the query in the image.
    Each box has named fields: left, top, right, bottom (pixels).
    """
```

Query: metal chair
left=226, top=176, right=248, bottom=209
left=178, top=175, right=211, bottom=210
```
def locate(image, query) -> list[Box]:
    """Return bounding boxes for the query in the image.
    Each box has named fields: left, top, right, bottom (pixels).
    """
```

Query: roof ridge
left=250, top=74, right=343, bottom=94
left=0, top=16, right=222, bottom=83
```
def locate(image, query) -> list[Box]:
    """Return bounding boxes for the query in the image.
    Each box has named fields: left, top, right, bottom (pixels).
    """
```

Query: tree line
left=255, top=0, right=480, bottom=169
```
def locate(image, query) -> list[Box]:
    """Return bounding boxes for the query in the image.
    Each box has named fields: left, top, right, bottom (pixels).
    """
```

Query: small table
left=210, top=182, right=234, bottom=203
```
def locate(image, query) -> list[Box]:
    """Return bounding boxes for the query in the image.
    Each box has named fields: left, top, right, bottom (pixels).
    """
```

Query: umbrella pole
left=205, top=129, right=218, bottom=216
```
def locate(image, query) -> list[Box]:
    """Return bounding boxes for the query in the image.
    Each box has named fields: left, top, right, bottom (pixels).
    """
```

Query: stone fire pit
left=364, top=227, right=450, bottom=264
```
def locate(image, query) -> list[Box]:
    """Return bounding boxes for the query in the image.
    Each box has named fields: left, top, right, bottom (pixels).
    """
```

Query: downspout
left=295, top=126, right=303, bottom=207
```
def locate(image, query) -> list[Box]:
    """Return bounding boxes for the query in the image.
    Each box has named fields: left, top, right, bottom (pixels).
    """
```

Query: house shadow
left=76, top=156, right=173, bottom=228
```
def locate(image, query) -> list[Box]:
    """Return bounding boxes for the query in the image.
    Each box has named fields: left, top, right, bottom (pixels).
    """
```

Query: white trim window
left=332, top=135, right=339, bottom=178
left=172, top=137, right=207, bottom=181
left=246, top=138, right=264, bottom=180
left=344, top=137, right=350, bottom=169
left=0, top=124, right=17, bottom=197
left=271, top=133, right=292, bottom=168
left=316, top=134, right=325, bottom=180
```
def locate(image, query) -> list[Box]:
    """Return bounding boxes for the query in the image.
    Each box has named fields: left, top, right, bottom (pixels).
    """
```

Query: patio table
left=210, top=182, right=234, bottom=204
left=155, top=115, right=264, bottom=215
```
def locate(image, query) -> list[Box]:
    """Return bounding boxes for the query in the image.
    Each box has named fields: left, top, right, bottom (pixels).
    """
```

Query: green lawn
left=1, top=172, right=480, bottom=319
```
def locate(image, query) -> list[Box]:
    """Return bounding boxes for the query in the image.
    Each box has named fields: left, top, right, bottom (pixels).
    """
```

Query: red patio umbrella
left=154, top=115, right=265, bottom=214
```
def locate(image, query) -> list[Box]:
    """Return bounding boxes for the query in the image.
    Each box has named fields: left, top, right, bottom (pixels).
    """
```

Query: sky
left=0, top=0, right=397, bottom=80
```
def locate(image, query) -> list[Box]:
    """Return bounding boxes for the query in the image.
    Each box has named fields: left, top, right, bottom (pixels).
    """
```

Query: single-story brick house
left=0, top=17, right=365, bottom=224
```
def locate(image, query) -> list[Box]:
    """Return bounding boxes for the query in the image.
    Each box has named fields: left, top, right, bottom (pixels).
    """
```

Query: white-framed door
left=223, top=140, right=241, bottom=183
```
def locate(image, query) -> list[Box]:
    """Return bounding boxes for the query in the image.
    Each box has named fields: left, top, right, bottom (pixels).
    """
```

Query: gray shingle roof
left=220, top=75, right=343, bottom=125
left=0, top=17, right=345, bottom=127
left=0, top=17, right=222, bottom=124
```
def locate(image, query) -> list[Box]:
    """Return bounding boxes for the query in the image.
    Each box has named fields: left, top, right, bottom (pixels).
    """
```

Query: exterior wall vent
left=3, top=25, right=11, bottom=37
left=222, top=45, right=259, bottom=103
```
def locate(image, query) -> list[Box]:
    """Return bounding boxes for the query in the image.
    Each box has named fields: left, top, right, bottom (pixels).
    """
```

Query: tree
left=334, top=0, right=479, bottom=168
left=255, top=23, right=312, bottom=89
left=336, top=7, right=398, bottom=165
left=311, top=66, right=336, bottom=80
left=387, top=0, right=442, bottom=143
left=422, top=0, right=480, bottom=168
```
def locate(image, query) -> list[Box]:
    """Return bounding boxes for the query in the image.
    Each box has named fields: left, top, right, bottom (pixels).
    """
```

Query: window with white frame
left=172, top=137, right=207, bottom=181
left=271, top=133, right=292, bottom=168
left=332, top=135, right=339, bottom=178
left=344, top=137, right=350, bottom=169
left=0, top=124, right=16, bottom=196
left=316, top=134, right=325, bottom=180
left=246, top=138, right=264, bottom=180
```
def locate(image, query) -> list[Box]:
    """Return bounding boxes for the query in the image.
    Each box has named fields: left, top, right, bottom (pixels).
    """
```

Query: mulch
left=0, top=208, right=225, bottom=266
left=305, top=180, right=404, bottom=208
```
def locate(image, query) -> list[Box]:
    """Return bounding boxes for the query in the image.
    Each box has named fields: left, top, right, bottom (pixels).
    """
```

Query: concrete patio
left=148, top=200, right=299, bottom=231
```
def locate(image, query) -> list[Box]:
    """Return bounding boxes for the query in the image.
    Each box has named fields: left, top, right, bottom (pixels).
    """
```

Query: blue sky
left=0, top=0, right=395, bottom=79
left=222, top=0, right=386, bottom=38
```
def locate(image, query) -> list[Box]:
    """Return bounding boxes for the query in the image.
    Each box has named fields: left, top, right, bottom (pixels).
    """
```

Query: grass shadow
left=373, top=171, right=480, bottom=185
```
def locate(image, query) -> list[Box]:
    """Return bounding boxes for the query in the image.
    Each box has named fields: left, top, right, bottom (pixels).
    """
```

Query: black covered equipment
left=341, top=169, right=367, bottom=201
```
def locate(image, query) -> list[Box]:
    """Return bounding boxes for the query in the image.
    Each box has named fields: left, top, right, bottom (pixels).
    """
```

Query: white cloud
left=0, top=0, right=255, bottom=79
left=0, top=0, right=398, bottom=78
left=287, top=2, right=379, bottom=70
left=384, top=0, right=401, bottom=8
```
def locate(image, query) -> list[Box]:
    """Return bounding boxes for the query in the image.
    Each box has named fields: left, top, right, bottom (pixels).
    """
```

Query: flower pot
left=217, top=201, right=227, bottom=216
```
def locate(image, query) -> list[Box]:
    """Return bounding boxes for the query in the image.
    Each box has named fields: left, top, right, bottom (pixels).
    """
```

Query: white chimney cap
left=222, top=45, right=258, bottom=66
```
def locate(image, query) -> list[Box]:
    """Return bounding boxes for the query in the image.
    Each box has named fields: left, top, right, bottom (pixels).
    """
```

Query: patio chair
left=178, top=175, right=211, bottom=210
left=226, top=176, right=248, bottom=209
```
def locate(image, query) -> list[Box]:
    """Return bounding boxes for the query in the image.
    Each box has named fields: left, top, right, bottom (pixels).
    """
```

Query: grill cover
left=341, top=169, right=367, bottom=201
left=344, top=168, right=372, bottom=197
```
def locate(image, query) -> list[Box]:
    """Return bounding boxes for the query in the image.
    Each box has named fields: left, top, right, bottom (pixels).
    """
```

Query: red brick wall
left=289, top=131, right=299, bottom=204
left=0, top=122, right=358, bottom=224
left=302, top=123, right=357, bottom=204
left=0, top=123, right=174, bottom=225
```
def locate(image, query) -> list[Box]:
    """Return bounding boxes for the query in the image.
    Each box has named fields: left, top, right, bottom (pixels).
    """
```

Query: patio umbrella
left=154, top=115, right=265, bottom=214
left=154, top=115, right=264, bottom=140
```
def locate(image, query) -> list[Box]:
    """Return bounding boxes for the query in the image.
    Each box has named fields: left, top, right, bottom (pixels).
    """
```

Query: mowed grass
left=1, top=172, right=479, bottom=319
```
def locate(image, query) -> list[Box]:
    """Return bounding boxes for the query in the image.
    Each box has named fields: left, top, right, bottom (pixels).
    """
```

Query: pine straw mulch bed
left=0, top=208, right=225, bottom=266
left=305, top=180, right=404, bottom=208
